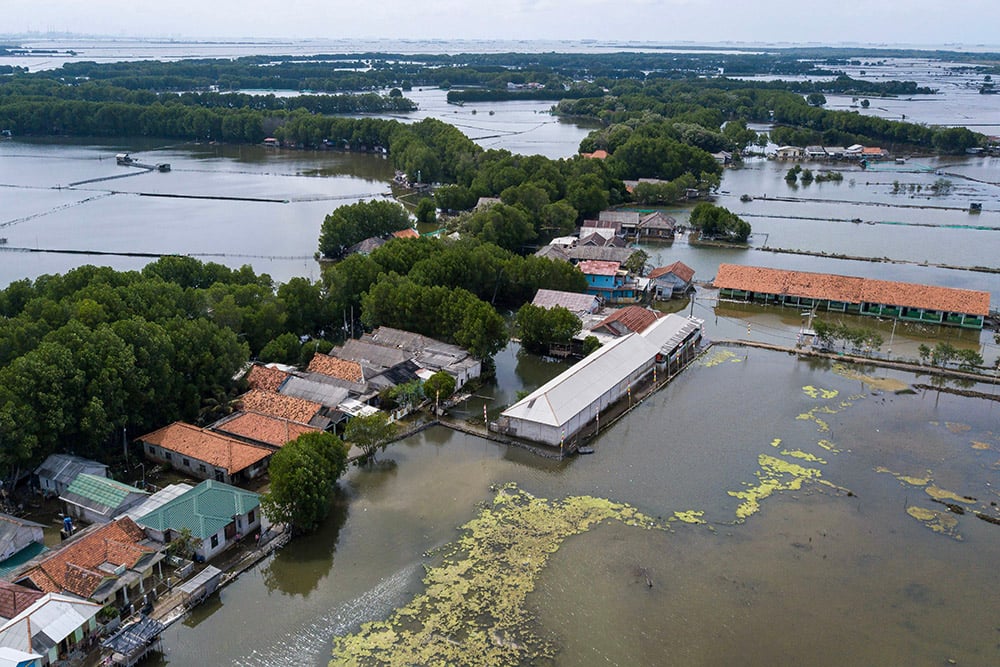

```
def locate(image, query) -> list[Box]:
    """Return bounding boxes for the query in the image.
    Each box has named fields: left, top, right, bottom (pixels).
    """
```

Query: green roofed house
left=135, top=480, right=261, bottom=563
left=60, top=474, right=149, bottom=526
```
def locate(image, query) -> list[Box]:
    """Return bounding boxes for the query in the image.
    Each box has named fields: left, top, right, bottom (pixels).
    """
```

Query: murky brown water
left=148, top=348, right=1000, bottom=666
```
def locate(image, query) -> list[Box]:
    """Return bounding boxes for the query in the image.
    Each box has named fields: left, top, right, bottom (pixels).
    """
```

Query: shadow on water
left=261, top=487, right=351, bottom=598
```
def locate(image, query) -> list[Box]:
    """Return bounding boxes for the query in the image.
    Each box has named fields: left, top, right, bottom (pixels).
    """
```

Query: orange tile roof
left=17, top=518, right=153, bottom=599
left=581, top=149, right=609, bottom=159
left=579, top=260, right=621, bottom=276
left=245, top=364, right=289, bottom=392
left=648, top=261, right=695, bottom=283
left=239, top=389, right=323, bottom=424
left=139, top=421, right=272, bottom=474
left=214, top=412, right=319, bottom=448
left=595, top=306, right=662, bottom=334
left=392, top=228, right=420, bottom=239
left=0, top=581, right=43, bottom=619
left=713, top=264, right=990, bottom=315
left=307, top=355, right=364, bottom=383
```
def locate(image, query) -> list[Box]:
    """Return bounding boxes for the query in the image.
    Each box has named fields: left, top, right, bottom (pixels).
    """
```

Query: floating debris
left=971, top=441, right=991, bottom=451
left=832, top=363, right=911, bottom=393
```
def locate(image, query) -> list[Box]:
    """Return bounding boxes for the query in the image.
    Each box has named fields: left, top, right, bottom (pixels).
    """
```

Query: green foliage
left=385, top=381, right=425, bottom=411
left=813, top=320, right=883, bottom=354
left=259, top=332, right=302, bottom=365
left=414, top=198, right=437, bottom=224
left=165, top=527, right=203, bottom=559
left=318, top=200, right=412, bottom=259
left=424, top=371, right=457, bottom=401
left=361, top=274, right=507, bottom=358
left=343, top=412, right=397, bottom=464
left=622, top=249, right=649, bottom=276
left=515, top=304, right=582, bottom=355
left=582, top=336, right=602, bottom=355
left=806, top=92, right=827, bottom=107
left=261, top=431, right=349, bottom=533
left=689, top=203, right=751, bottom=243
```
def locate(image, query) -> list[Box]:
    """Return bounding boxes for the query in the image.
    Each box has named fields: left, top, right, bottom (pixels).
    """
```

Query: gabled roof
left=335, top=339, right=410, bottom=371
left=211, top=412, right=319, bottom=449
left=139, top=421, right=271, bottom=475
left=566, top=246, right=637, bottom=264
left=648, top=261, right=695, bottom=283
left=238, top=389, right=323, bottom=424
left=15, top=519, right=154, bottom=599
left=245, top=364, right=289, bottom=392
left=136, top=480, right=260, bottom=541
left=592, top=306, right=662, bottom=336
left=713, top=264, right=990, bottom=316
left=531, top=289, right=600, bottom=316
left=279, top=376, right=350, bottom=408
left=581, top=149, right=608, bottom=159
left=392, top=228, right=420, bottom=239
left=0, top=593, right=100, bottom=656
left=638, top=212, right=676, bottom=230
left=34, top=454, right=107, bottom=485
left=0, top=582, right=42, bottom=622
left=119, top=484, right=194, bottom=522
left=60, top=474, right=147, bottom=518
left=307, top=354, right=364, bottom=383
left=578, top=260, right=621, bottom=277
left=533, top=245, right=570, bottom=262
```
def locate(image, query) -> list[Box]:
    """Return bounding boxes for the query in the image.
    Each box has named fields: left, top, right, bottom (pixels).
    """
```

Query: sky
left=4, top=0, right=1000, bottom=47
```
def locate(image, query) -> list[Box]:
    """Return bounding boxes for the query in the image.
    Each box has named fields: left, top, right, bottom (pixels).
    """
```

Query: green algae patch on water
left=781, top=449, right=827, bottom=464
left=925, top=486, right=975, bottom=504
left=330, top=484, right=670, bottom=666
left=802, top=385, right=839, bottom=400
left=673, top=510, right=706, bottom=524
left=816, top=439, right=841, bottom=453
left=770, top=438, right=782, bottom=448
left=698, top=348, right=741, bottom=368
left=875, top=466, right=931, bottom=487
left=729, top=454, right=835, bottom=521
left=906, top=506, right=962, bottom=539
left=971, top=441, right=991, bottom=451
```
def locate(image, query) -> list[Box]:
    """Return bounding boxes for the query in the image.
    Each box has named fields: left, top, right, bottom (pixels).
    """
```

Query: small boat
left=576, top=446, right=595, bottom=455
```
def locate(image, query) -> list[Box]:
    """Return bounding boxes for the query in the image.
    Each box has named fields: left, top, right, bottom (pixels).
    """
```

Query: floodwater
left=148, top=347, right=1000, bottom=666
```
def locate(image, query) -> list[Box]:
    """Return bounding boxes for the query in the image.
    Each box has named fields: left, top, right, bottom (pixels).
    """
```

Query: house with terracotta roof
left=238, top=389, right=326, bottom=428
left=59, top=474, right=148, bottom=525
left=391, top=228, right=420, bottom=239
left=714, top=264, right=990, bottom=329
left=579, top=260, right=644, bottom=305
left=589, top=306, right=663, bottom=338
left=135, top=480, right=260, bottom=563
left=580, top=149, right=608, bottom=160
left=244, top=364, right=290, bottom=392
left=0, top=593, right=100, bottom=666
left=648, top=261, right=696, bottom=300
left=0, top=582, right=42, bottom=623
left=307, top=355, right=365, bottom=383
left=12, top=518, right=162, bottom=610
left=210, top=411, right=320, bottom=450
left=138, top=422, right=272, bottom=484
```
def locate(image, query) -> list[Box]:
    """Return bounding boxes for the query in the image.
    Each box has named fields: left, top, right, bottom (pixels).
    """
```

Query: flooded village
left=0, top=38, right=998, bottom=667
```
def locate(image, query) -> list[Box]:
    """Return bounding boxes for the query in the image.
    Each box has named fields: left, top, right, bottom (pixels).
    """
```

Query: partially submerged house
left=138, top=422, right=272, bottom=485
left=579, top=260, right=644, bottom=305
left=135, top=480, right=261, bottom=563
left=648, top=261, right=695, bottom=300
left=635, top=212, right=676, bottom=241
left=496, top=315, right=704, bottom=446
left=60, top=475, right=148, bottom=525
left=714, top=264, right=990, bottom=329
left=589, top=306, right=662, bottom=339
left=34, top=455, right=108, bottom=498
left=13, top=518, right=162, bottom=610
left=0, top=517, right=45, bottom=570
left=0, top=594, right=100, bottom=667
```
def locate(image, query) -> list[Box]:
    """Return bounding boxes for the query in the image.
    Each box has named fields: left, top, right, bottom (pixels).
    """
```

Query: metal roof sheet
left=60, top=474, right=147, bottom=515
left=136, top=480, right=260, bottom=541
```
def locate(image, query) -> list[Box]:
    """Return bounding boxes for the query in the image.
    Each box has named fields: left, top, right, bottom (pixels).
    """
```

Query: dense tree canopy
left=515, top=304, right=582, bottom=355
left=689, top=203, right=752, bottom=243
left=318, top=200, right=413, bottom=258
left=261, top=432, right=349, bottom=533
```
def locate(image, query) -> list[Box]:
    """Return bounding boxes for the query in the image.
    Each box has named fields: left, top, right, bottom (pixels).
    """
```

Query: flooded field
left=147, top=347, right=1000, bottom=666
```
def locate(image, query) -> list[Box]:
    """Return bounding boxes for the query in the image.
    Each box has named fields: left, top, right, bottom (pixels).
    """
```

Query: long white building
left=496, top=314, right=703, bottom=446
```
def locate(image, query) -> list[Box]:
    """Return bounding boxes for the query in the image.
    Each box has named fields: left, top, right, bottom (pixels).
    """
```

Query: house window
left=248, top=510, right=255, bottom=524
left=164, top=452, right=172, bottom=461
left=211, top=534, right=219, bottom=548
left=182, top=458, right=190, bottom=467
left=147, top=445, right=155, bottom=454
left=199, top=464, right=207, bottom=473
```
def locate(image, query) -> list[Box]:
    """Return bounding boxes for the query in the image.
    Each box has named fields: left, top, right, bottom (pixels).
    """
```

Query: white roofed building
left=496, top=315, right=703, bottom=446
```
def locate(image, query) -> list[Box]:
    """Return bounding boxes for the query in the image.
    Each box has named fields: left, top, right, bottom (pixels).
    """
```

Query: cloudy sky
left=5, top=0, right=999, bottom=46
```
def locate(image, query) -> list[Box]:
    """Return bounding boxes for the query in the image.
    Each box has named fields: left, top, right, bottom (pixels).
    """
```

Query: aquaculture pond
left=150, top=347, right=1000, bottom=666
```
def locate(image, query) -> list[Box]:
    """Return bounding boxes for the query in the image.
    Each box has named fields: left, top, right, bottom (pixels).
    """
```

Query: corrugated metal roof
left=503, top=315, right=701, bottom=428
left=120, top=484, right=194, bottom=522
left=34, top=454, right=107, bottom=485
left=531, top=289, right=600, bottom=315
left=136, top=480, right=260, bottom=541
left=279, top=376, right=350, bottom=408
left=60, top=474, right=146, bottom=515
left=0, top=594, right=100, bottom=654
